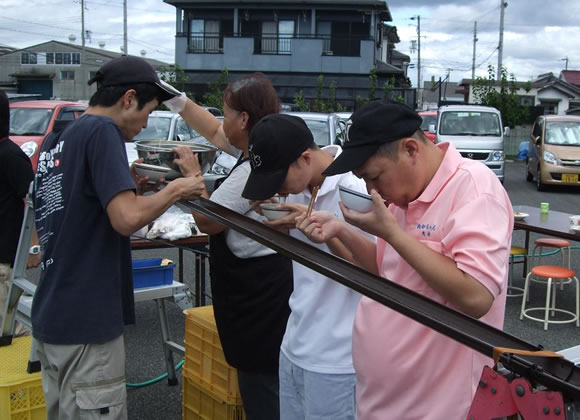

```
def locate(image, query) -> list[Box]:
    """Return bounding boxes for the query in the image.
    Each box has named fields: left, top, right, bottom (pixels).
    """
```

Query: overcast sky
left=1, top=0, right=579, bottom=87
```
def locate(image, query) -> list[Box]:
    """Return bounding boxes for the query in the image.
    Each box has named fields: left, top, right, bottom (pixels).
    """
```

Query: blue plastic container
left=132, top=258, right=175, bottom=289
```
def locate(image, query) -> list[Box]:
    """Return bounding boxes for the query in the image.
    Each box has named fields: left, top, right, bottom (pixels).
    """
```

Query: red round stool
left=520, top=265, right=579, bottom=330
left=532, top=238, right=571, bottom=268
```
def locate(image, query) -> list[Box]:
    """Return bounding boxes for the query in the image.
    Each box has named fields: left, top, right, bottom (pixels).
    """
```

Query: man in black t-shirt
left=0, top=89, right=40, bottom=337
left=31, top=57, right=206, bottom=420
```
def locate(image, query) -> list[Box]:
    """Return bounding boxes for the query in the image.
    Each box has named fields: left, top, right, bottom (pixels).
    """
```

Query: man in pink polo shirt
left=296, top=100, right=513, bottom=419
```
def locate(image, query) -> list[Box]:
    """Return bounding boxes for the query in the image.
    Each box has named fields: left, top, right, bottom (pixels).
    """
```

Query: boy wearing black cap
left=242, top=114, right=371, bottom=420
left=296, top=100, right=513, bottom=419
left=31, top=56, right=205, bottom=420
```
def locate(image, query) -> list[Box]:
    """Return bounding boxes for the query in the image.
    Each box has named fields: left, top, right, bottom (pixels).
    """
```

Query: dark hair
left=0, top=89, right=8, bottom=139
left=375, top=129, right=428, bottom=160
left=223, top=73, right=279, bottom=134
left=87, top=83, right=160, bottom=109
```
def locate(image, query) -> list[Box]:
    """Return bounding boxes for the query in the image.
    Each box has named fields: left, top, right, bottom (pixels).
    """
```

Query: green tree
left=312, top=75, right=326, bottom=112
left=159, top=64, right=188, bottom=93
left=368, top=67, right=378, bottom=101
left=157, top=64, right=191, bottom=110
left=472, top=65, right=529, bottom=128
left=293, top=90, right=309, bottom=111
left=201, top=68, right=229, bottom=110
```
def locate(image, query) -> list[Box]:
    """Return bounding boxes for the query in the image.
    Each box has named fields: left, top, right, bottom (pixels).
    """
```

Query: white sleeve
left=209, top=161, right=253, bottom=216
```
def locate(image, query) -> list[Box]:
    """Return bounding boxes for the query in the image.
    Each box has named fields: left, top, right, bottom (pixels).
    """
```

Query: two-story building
left=0, top=40, right=170, bottom=101
left=164, top=0, right=414, bottom=109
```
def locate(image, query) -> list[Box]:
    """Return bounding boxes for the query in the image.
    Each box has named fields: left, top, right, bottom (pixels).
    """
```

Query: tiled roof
left=561, top=70, right=580, bottom=87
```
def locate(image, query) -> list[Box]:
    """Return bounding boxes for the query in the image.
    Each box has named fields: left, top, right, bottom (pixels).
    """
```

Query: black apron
left=209, top=157, right=293, bottom=372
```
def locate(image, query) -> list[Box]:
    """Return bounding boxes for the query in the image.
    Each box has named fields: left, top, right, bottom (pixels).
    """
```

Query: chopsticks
left=306, top=186, right=320, bottom=218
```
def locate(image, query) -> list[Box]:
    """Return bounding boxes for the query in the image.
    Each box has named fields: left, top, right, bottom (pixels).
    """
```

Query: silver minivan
left=430, top=105, right=508, bottom=182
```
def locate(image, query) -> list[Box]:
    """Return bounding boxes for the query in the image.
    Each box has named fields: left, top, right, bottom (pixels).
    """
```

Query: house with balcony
left=164, top=0, right=414, bottom=109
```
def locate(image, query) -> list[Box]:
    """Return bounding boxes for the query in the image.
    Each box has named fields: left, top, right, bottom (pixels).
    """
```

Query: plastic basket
left=0, top=336, right=46, bottom=420
left=132, top=258, right=175, bottom=289
left=183, top=375, right=245, bottom=420
left=183, top=306, right=241, bottom=405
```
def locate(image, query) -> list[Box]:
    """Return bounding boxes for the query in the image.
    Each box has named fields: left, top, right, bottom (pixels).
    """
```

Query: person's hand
left=160, top=80, right=187, bottom=113
left=173, top=146, right=201, bottom=177
left=296, top=210, right=343, bottom=244
left=264, top=203, right=308, bottom=231
left=27, top=253, right=41, bottom=269
left=169, top=172, right=205, bottom=200
left=340, top=190, right=399, bottom=240
left=130, top=158, right=164, bottom=195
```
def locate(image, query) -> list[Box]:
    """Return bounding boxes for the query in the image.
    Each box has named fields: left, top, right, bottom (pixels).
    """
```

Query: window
left=21, top=52, right=37, bottom=65
left=541, top=101, right=558, bottom=115
left=317, top=22, right=332, bottom=54
left=519, top=95, right=534, bottom=106
left=61, top=71, right=75, bottom=81
left=190, top=19, right=220, bottom=52
left=260, top=20, right=294, bottom=54
left=175, top=118, right=193, bottom=140
left=47, top=52, right=80, bottom=66
left=532, top=118, right=543, bottom=139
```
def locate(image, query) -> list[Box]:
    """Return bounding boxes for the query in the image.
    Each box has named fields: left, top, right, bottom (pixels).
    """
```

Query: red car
left=419, top=111, right=437, bottom=143
left=9, top=100, right=87, bottom=171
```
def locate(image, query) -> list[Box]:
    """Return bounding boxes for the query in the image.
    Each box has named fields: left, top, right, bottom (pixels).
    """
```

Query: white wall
left=537, top=86, right=570, bottom=115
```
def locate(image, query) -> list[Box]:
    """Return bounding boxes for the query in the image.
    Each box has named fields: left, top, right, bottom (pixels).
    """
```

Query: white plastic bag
left=146, top=205, right=197, bottom=241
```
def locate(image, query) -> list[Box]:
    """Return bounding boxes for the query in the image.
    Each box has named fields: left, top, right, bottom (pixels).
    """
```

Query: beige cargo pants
left=35, top=334, right=128, bottom=420
left=0, top=263, right=30, bottom=336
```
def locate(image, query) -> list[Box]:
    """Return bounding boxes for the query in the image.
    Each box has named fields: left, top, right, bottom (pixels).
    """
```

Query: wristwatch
left=29, top=245, right=41, bottom=255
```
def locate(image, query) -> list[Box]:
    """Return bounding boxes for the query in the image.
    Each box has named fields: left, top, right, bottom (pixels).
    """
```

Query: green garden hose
left=126, top=359, right=185, bottom=388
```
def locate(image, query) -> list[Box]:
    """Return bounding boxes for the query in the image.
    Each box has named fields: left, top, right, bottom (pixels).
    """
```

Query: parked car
left=418, top=111, right=437, bottom=142
left=9, top=100, right=87, bottom=171
left=526, top=115, right=580, bottom=190
left=203, top=106, right=223, bottom=117
left=283, top=112, right=345, bottom=147
left=430, top=105, right=508, bottom=182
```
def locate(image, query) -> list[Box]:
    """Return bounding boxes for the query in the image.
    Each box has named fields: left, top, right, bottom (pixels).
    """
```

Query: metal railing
left=180, top=31, right=369, bottom=57
left=188, top=34, right=222, bottom=53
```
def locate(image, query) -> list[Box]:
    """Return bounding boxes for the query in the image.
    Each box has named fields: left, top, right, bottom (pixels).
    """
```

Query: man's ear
left=299, top=149, right=312, bottom=166
left=121, top=89, right=137, bottom=110
left=402, top=137, right=420, bottom=158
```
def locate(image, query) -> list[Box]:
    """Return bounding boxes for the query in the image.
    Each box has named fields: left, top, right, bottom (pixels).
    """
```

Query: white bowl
left=338, top=185, right=373, bottom=213
left=513, top=211, right=529, bottom=221
left=260, top=203, right=292, bottom=221
left=133, top=162, right=178, bottom=182
left=570, top=225, right=580, bottom=233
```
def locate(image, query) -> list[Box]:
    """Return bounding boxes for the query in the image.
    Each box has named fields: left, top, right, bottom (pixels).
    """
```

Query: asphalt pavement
left=22, top=159, right=580, bottom=419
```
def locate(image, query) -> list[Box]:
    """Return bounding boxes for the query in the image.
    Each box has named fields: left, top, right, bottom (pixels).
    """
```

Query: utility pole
left=417, top=15, right=421, bottom=109
left=472, top=21, right=478, bottom=80
left=81, top=0, right=87, bottom=100
left=497, top=1, right=507, bottom=80
left=123, top=0, right=128, bottom=55
left=411, top=15, right=422, bottom=109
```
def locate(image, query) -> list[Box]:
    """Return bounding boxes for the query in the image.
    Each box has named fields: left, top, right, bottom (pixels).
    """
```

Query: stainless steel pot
left=134, top=140, right=217, bottom=177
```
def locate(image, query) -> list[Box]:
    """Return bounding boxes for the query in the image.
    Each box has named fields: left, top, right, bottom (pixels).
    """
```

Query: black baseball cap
left=323, top=100, right=422, bottom=176
left=242, top=114, right=313, bottom=200
left=88, top=56, right=178, bottom=102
